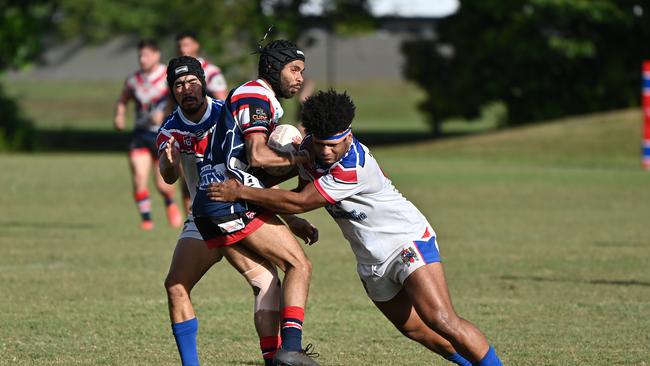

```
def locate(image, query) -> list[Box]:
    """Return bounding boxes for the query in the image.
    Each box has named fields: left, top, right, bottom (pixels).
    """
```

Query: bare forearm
left=238, top=186, right=309, bottom=214
left=114, top=102, right=126, bottom=118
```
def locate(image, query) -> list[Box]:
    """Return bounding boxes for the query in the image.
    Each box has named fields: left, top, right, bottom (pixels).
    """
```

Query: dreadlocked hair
left=301, top=90, right=356, bottom=137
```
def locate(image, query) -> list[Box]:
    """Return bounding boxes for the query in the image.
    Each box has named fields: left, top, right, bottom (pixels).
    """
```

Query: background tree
left=0, top=0, right=372, bottom=150
left=402, top=0, right=650, bottom=134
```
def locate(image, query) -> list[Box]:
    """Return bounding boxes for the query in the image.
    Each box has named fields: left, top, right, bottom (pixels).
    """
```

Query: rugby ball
left=265, top=124, right=302, bottom=176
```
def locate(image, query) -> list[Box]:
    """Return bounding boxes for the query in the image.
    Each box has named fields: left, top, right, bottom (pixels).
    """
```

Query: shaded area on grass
left=33, top=128, right=450, bottom=151
left=0, top=220, right=97, bottom=230
left=501, top=275, right=650, bottom=288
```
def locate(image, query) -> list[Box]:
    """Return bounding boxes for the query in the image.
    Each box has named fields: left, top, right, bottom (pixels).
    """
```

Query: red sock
left=134, top=190, right=151, bottom=221
left=260, top=335, right=281, bottom=366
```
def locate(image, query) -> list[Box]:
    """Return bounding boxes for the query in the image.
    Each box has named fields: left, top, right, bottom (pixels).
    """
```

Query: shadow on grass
left=35, top=129, right=131, bottom=152
left=501, top=275, right=650, bottom=288
left=0, top=220, right=96, bottom=230
left=32, top=128, right=471, bottom=152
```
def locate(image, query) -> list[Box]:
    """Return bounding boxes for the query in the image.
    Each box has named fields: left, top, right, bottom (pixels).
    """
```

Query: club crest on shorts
left=401, top=247, right=419, bottom=267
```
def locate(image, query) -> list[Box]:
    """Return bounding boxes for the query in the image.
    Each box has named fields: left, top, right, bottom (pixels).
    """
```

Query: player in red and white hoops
left=206, top=90, right=505, bottom=366
left=113, top=39, right=182, bottom=230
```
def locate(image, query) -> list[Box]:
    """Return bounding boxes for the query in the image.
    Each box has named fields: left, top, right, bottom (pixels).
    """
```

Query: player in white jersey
left=158, top=56, right=318, bottom=366
left=205, top=90, right=504, bottom=366
left=174, top=31, right=229, bottom=215
left=113, top=39, right=182, bottom=230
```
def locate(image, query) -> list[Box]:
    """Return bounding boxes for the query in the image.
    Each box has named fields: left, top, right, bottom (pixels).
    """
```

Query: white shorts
left=357, top=228, right=440, bottom=302
left=178, top=214, right=204, bottom=241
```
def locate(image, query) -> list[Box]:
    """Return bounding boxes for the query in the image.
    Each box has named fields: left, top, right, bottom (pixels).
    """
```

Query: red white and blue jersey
left=119, top=63, right=169, bottom=132
left=198, top=57, right=228, bottom=98
left=192, top=79, right=282, bottom=218
left=297, top=135, right=431, bottom=265
left=156, top=97, right=224, bottom=202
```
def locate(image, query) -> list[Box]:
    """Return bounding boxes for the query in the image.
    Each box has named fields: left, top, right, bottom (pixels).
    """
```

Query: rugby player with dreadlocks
left=191, top=40, right=320, bottom=366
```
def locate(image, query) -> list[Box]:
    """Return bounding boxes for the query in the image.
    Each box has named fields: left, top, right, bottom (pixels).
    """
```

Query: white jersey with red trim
left=156, top=97, right=225, bottom=202
left=297, top=135, right=431, bottom=265
left=119, top=63, right=169, bottom=132
left=198, top=57, right=227, bottom=98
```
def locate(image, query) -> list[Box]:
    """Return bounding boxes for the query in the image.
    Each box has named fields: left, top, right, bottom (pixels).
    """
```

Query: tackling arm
left=206, top=178, right=329, bottom=214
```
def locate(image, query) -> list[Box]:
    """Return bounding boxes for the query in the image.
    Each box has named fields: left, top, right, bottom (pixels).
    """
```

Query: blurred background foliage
left=0, top=0, right=375, bottom=150
left=402, top=0, right=650, bottom=134
left=2, top=0, right=650, bottom=148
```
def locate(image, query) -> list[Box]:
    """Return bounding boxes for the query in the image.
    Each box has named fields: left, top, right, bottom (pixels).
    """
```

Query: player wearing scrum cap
left=158, top=56, right=317, bottom=366
left=206, top=90, right=505, bottom=366
left=174, top=31, right=229, bottom=215
left=191, top=40, right=320, bottom=366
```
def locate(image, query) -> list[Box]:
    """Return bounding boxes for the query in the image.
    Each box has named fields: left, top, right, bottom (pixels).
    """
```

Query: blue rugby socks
left=474, top=346, right=503, bottom=366
left=446, top=352, right=472, bottom=366
left=172, top=317, right=200, bottom=366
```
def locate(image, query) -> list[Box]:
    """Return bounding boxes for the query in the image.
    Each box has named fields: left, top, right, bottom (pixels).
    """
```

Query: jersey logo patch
left=251, top=106, right=269, bottom=122
left=401, top=247, right=419, bottom=267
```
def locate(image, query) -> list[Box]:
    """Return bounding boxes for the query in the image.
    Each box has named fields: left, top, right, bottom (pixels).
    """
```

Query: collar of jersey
left=256, top=78, right=274, bottom=95
left=178, top=96, right=213, bottom=126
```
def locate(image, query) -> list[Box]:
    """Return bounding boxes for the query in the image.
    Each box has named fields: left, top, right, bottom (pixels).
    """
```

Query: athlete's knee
left=165, top=275, right=191, bottom=303
left=424, top=308, right=462, bottom=338
left=286, top=252, right=312, bottom=278
left=243, top=261, right=281, bottom=312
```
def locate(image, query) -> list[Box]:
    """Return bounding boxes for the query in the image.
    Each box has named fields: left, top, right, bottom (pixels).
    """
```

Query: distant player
left=192, top=40, right=319, bottom=366
left=113, top=39, right=182, bottom=230
left=176, top=31, right=228, bottom=100
left=159, top=56, right=317, bottom=366
left=206, top=90, right=505, bottom=366
left=174, top=31, right=229, bottom=214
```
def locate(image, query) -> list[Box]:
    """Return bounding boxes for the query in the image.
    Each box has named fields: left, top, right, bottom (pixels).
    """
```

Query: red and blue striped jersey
left=192, top=79, right=282, bottom=218
left=156, top=97, right=225, bottom=202
left=119, top=63, right=169, bottom=132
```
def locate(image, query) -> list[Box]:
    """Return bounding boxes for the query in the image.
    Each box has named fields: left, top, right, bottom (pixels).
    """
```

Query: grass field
left=7, top=80, right=431, bottom=133
left=2, top=88, right=650, bottom=364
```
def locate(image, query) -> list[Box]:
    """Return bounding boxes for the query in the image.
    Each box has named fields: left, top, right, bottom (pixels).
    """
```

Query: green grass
left=7, top=80, right=432, bottom=133
left=1, top=109, right=649, bottom=365
left=7, top=81, right=123, bottom=131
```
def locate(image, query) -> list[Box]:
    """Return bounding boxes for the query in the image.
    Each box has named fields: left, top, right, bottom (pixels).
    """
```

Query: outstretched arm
left=206, top=178, right=329, bottom=214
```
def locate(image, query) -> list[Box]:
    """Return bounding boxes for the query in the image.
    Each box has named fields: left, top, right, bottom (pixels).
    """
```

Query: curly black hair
left=301, top=90, right=356, bottom=137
